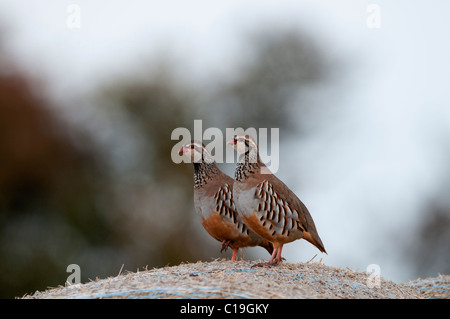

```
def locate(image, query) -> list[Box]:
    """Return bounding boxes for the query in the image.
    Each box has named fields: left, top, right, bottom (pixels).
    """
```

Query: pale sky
left=1, top=0, right=449, bottom=282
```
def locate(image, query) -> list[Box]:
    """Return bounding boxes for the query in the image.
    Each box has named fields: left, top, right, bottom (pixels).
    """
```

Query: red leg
left=252, top=246, right=280, bottom=268
left=271, top=244, right=283, bottom=265
left=231, top=248, right=239, bottom=261
left=269, top=246, right=278, bottom=264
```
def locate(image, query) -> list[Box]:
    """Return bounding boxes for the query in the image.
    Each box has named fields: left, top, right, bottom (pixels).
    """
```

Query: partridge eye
left=190, top=145, right=195, bottom=149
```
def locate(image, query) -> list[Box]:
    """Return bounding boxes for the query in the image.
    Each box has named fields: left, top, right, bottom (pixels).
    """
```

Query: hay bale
left=406, top=275, right=450, bottom=299
left=22, top=259, right=424, bottom=299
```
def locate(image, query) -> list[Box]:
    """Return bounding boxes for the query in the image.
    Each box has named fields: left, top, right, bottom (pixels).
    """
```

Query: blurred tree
left=212, top=28, right=329, bottom=132
left=0, top=70, right=121, bottom=297
left=404, top=173, right=450, bottom=279
left=413, top=201, right=450, bottom=277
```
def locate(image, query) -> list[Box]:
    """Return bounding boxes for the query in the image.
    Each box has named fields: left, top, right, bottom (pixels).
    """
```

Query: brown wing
left=213, top=183, right=250, bottom=237
left=254, top=178, right=326, bottom=253
left=255, top=180, right=304, bottom=237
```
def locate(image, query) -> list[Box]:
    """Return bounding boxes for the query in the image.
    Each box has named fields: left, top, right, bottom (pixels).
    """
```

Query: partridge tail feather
left=303, top=232, right=327, bottom=254
left=261, top=241, right=274, bottom=256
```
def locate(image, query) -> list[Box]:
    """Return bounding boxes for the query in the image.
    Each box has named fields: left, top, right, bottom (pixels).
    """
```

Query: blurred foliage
left=404, top=175, right=450, bottom=279
left=0, top=70, right=117, bottom=297
left=214, top=29, right=328, bottom=131
left=414, top=202, right=450, bottom=276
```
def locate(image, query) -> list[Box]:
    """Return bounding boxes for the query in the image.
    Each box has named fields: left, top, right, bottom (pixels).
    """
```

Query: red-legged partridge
left=180, top=141, right=273, bottom=261
left=228, top=134, right=326, bottom=266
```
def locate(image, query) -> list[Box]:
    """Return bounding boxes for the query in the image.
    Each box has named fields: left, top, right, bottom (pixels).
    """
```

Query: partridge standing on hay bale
left=180, top=141, right=274, bottom=261
left=228, top=134, right=326, bottom=266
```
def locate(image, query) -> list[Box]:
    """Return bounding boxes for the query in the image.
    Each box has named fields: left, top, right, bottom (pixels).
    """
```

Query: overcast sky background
left=1, top=0, right=449, bottom=282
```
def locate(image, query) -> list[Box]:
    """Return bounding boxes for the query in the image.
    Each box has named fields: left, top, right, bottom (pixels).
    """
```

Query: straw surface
left=23, top=259, right=443, bottom=299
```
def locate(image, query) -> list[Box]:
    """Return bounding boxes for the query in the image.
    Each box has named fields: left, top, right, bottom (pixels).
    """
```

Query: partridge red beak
left=227, top=140, right=235, bottom=145
left=179, top=146, right=186, bottom=154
